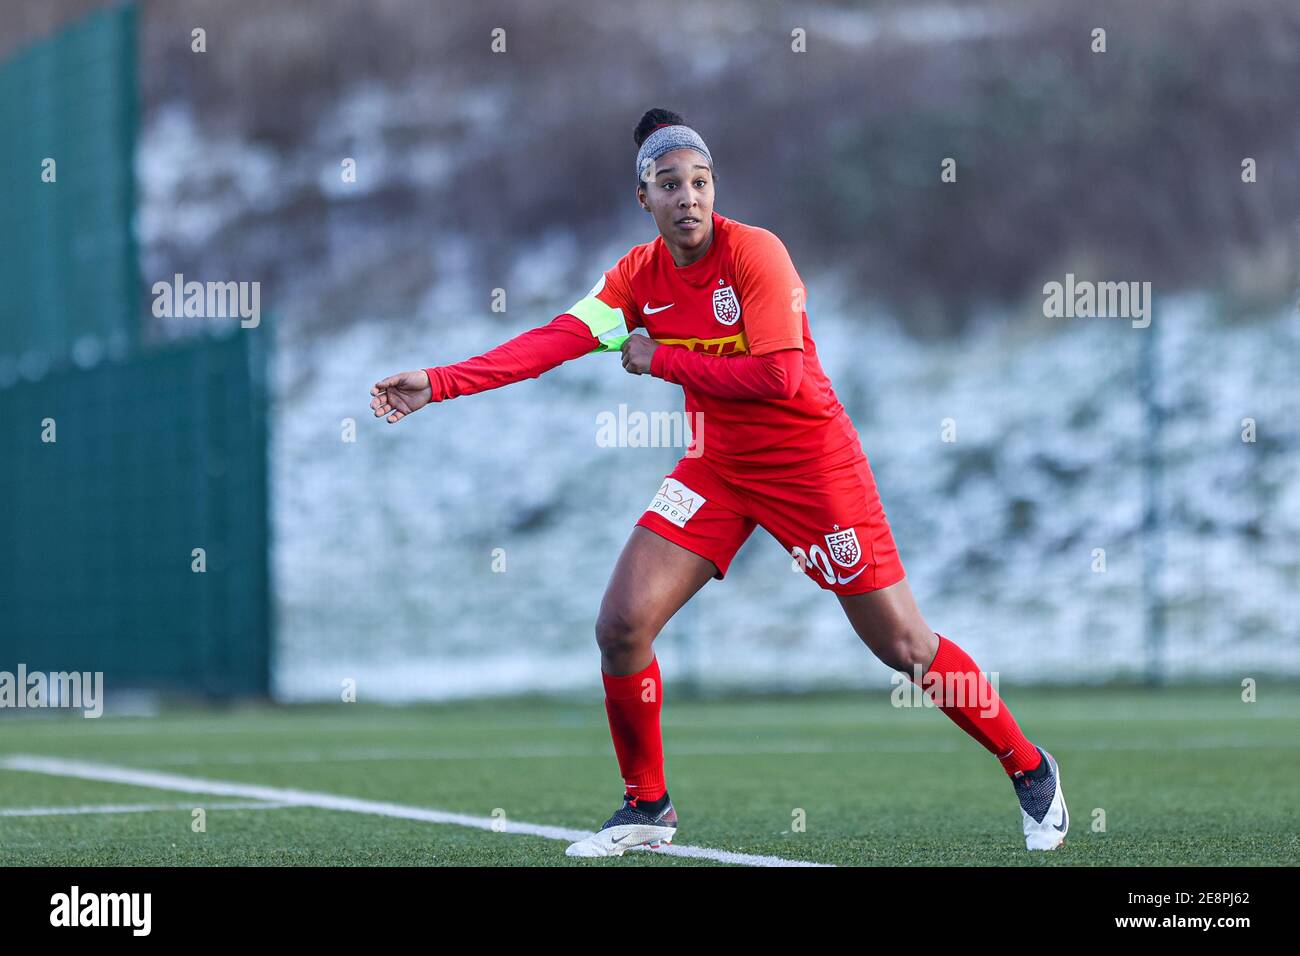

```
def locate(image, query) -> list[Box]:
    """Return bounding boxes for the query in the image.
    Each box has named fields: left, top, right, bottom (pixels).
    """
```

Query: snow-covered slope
left=272, top=290, right=1300, bottom=700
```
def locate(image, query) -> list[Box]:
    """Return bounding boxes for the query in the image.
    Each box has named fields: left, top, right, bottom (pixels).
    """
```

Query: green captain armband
left=566, top=294, right=631, bottom=353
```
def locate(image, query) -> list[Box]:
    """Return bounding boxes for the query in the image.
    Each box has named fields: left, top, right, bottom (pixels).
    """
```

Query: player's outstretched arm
left=369, top=315, right=600, bottom=424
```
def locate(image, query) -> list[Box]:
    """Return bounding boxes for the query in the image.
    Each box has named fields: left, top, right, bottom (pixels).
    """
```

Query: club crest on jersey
left=824, top=528, right=861, bottom=568
left=712, top=285, right=741, bottom=326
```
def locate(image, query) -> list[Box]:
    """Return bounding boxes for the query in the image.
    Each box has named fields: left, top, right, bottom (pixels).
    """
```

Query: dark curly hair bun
left=634, top=108, right=686, bottom=148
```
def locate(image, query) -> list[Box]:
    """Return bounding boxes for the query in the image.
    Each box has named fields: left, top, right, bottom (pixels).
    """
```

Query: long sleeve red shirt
left=424, top=314, right=802, bottom=402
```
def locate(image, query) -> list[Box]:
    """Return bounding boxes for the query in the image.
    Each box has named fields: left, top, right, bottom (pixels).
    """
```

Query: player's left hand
left=620, top=333, right=658, bottom=375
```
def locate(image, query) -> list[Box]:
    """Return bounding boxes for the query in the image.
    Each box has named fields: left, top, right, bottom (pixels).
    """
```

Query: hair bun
left=634, top=108, right=686, bottom=147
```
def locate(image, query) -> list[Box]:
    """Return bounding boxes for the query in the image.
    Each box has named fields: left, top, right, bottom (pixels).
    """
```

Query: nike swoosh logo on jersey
left=836, top=566, right=868, bottom=585
left=643, top=302, right=674, bottom=314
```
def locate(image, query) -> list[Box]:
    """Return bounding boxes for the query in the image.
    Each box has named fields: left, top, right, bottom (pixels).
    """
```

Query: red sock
left=913, top=634, right=1040, bottom=776
left=602, top=656, right=666, bottom=801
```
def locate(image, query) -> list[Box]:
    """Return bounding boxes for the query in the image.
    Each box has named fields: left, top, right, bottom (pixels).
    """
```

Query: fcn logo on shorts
left=793, top=527, right=868, bottom=587
left=646, top=478, right=706, bottom=529
left=824, top=528, right=861, bottom=567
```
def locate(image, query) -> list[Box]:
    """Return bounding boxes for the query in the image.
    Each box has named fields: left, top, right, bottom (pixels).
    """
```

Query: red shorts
left=635, top=449, right=906, bottom=596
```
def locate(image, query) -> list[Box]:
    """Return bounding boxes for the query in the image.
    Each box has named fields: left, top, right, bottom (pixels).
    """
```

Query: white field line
left=59, top=733, right=1298, bottom=768
left=111, top=740, right=856, bottom=765
left=0, top=800, right=298, bottom=818
left=0, top=755, right=830, bottom=868
left=8, top=704, right=1294, bottom=737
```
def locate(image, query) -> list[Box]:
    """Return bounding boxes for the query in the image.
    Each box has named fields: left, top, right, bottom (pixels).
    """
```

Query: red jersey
left=582, top=211, right=861, bottom=475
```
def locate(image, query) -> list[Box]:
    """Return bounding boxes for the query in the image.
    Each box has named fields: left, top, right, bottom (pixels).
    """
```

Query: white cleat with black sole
left=565, top=793, right=677, bottom=858
left=1014, top=747, right=1069, bottom=851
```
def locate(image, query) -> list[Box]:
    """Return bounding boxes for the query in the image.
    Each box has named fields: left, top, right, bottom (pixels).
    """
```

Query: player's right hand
left=370, top=370, right=434, bottom=423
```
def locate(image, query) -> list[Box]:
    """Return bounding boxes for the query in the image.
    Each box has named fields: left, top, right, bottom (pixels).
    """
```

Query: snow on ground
left=272, top=288, right=1300, bottom=700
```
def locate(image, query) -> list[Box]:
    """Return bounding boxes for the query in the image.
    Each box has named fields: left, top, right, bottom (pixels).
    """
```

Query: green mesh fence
left=0, top=332, right=271, bottom=697
left=0, top=4, right=138, bottom=371
left=0, top=6, right=272, bottom=699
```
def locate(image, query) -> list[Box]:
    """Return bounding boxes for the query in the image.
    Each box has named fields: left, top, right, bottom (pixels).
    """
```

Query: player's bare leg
left=836, top=577, right=939, bottom=673
left=594, top=526, right=717, bottom=676
left=838, top=579, right=1068, bottom=850
left=566, top=527, right=717, bottom=857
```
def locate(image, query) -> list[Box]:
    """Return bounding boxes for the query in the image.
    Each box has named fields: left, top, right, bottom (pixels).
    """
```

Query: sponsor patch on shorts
left=646, top=477, right=707, bottom=529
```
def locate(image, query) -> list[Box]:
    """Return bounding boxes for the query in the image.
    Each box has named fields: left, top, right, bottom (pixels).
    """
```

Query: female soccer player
left=370, top=109, right=1068, bottom=856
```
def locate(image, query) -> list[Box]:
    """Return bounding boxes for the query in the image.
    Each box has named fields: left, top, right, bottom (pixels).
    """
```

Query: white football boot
left=565, top=792, right=677, bottom=858
left=1013, top=747, right=1068, bottom=851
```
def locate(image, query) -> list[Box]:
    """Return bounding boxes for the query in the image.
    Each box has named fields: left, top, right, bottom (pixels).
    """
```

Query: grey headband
left=636, top=124, right=713, bottom=183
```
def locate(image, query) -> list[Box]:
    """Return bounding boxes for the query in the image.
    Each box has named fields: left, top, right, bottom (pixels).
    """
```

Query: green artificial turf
left=1, top=685, right=1296, bottom=866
